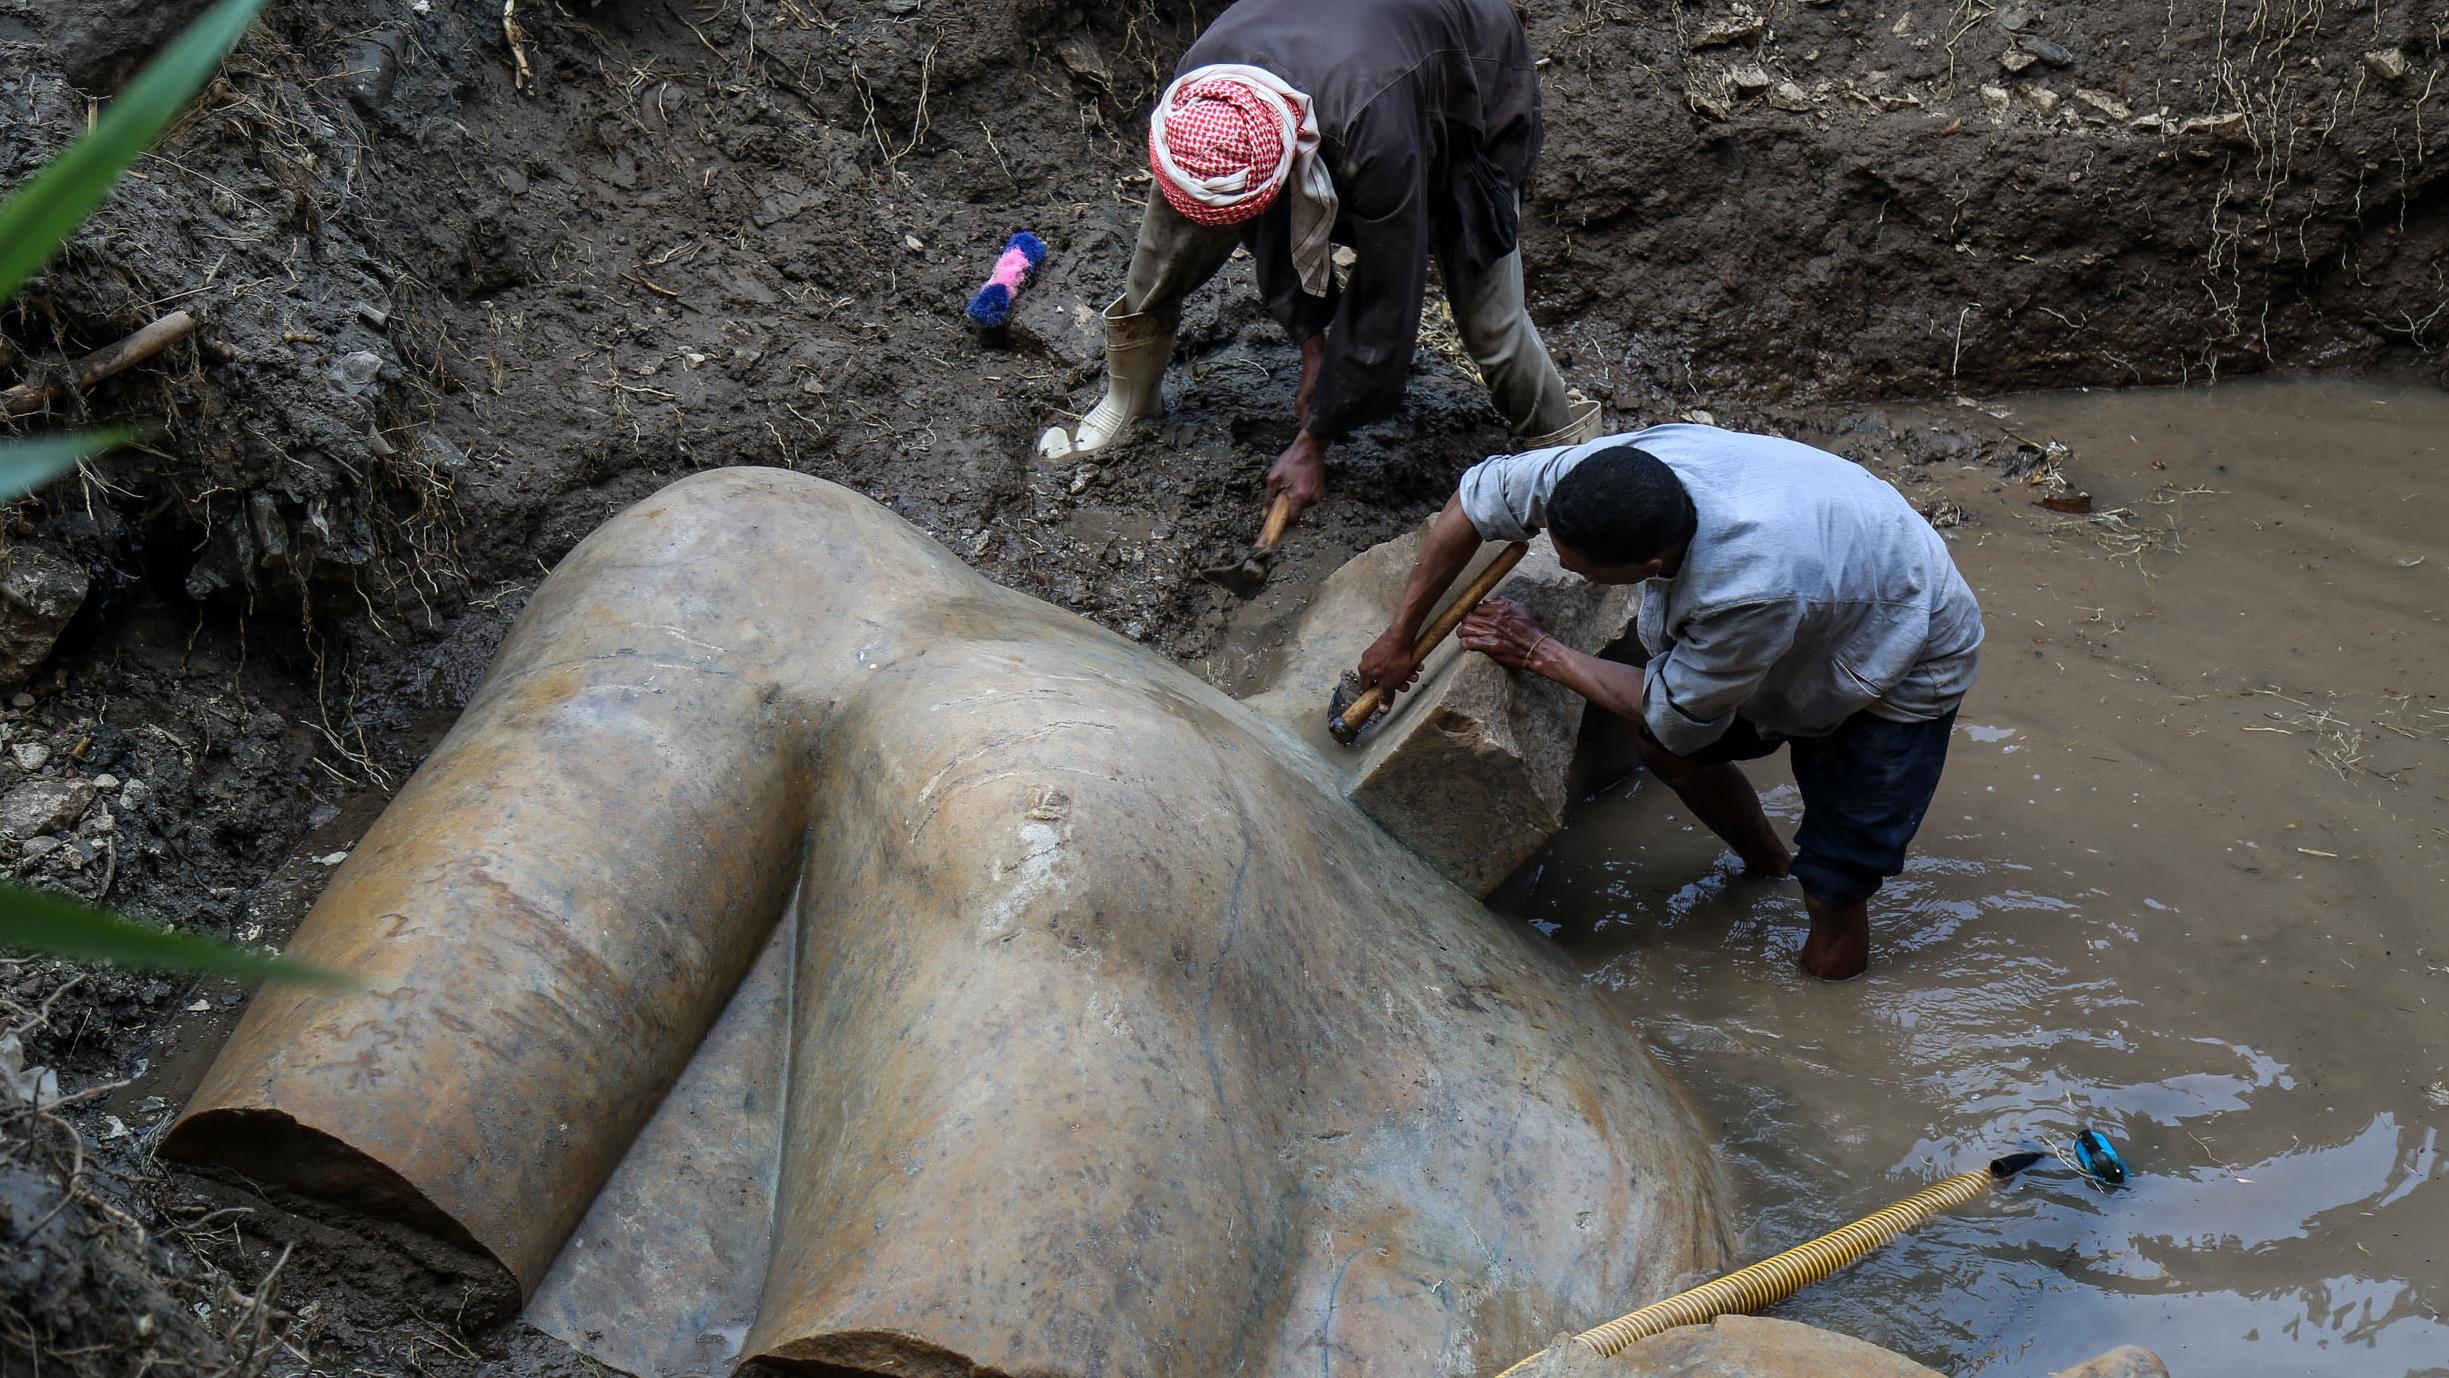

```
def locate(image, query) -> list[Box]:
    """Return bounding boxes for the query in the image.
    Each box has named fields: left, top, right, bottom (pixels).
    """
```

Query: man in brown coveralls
left=1037, top=0, right=1599, bottom=512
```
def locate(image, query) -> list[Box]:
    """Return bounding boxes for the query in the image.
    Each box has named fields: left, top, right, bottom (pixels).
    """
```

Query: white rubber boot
left=1036, top=298, right=1174, bottom=459
left=1518, top=396, right=1602, bottom=451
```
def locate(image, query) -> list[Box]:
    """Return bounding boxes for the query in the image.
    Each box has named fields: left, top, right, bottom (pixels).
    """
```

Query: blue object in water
left=2073, top=1129, right=2129, bottom=1188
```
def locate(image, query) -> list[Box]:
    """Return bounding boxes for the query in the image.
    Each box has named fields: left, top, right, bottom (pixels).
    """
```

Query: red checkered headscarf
left=1148, top=64, right=1339, bottom=296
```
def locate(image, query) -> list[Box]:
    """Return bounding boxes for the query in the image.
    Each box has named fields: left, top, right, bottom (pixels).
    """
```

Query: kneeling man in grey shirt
left=1358, top=424, right=1983, bottom=979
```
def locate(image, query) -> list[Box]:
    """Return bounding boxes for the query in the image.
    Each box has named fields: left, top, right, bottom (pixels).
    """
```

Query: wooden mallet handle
left=1253, top=491, right=1295, bottom=554
left=1335, top=540, right=1530, bottom=741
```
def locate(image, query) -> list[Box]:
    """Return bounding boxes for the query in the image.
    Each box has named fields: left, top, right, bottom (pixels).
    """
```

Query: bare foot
left=1798, top=897, right=1869, bottom=980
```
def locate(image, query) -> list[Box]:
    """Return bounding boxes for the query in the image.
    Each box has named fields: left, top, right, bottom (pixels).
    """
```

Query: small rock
left=2074, top=89, right=2132, bottom=120
left=186, top=998, right=211, bottom=1013
left=1999, top=50, right=2038, bottom=74
left=119, top=778, right=151, bottom=810
left=1686, top=87, right=1731, bottom=120
left=1768, top=81, right=1814, bottom=111
left=355, top=301, right=390, bottom=329
left=80, top=806, right=112, bottom=836
left=1996, top=6, right=2036, bottom=31
left=2028, top=86, right=2062, bottom=114
left=92, top=773, right=118, bottom=790
left=332, top=350, right=384, bottom=395
left=1694, top=5, right=1766, bottom=47
left=1069, top=466, right=1097, bottom=495
left=21, top=836, right=61, bottom=860
left=1332, top=245, right=1358, bottom=272
left=1730, top=63, right=1774, bottom=93
left=2365, top=48, right=2409, bottom=81
left=0, top=547, right=90, bottom=689
left=2016, top=33, right=2076, bottom=66
left=2178, top=111, right=2251, bottom=144
left=2130, top=111, right=2166, bottom=131
left=0, top=779, right=95, bottom=837
left=1683, top=408, right=1717, bottom=425
left=883, top=0, right=920, bottom=12
left=341, top=28, right=403, bottom=114
left=8, top=694, right=29, bottom=709
left=1055, top=37, right=1111, bottom=88
left=903, top=234, right=925, bottom=254
left=317, top=850, right=349, bottom=866
left=8, top=743, right=48, bottom=772
left=1979, top=84, right=2011, bottom=110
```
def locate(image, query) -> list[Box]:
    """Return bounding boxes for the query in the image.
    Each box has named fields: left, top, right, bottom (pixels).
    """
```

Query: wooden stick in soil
left=1, top=310, right=198, bottom=417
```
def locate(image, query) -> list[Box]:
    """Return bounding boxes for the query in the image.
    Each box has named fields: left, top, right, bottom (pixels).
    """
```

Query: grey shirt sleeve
left=1454, top=447, right=1589, bottom=542
left=1640, top=600, right=1807, bottom=756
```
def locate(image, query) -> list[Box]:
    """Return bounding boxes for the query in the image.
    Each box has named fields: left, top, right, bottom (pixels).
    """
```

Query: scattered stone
left=902, top=234, right=925, bottom=254
left=0, top=1031, right=60, bottom=1106
left=187, top=998, right=212, bottom=1013
left=1687, top=87, right=1731, bottom=120
left=1979, top=84, right=2011, bottom=110
left=341, top=28, right=403, bottom=113
left=1693, top=5, right=1766, bottom=47
left=882, top=0, right=920, bottom=12
left=2051, top=1346, right=2173, bottom=1378
left=1730, top=63, right=1774, bottom=94
left=1332, top=245, right=1359, bottom=272
left=2074, top=89, right=2132, bottom=120
left=1683, top=408, right=1718, bottom=425
left=80, top=806, right=112, bottom=836
left=1999, top=50, right=2038, bottom=74
left=0, top=546, right=91, bottom=688
left=8, top=743, right=48, bottom=772
left=1068, top=465, right=1097, bottom=495
left=1769, top=81, right=1815, bottom=111
left=2016, top=33, right=2076, bottom=66
left=92, top=773, right=118, bottom=790
left=21, top=836, right=62, bottom=861
left=1891, top=11, right=1916, bottom=37
left=2365, top=48, right=2410, bottom=80
left=2028, top=86, right=2063, bottom=114
left=1996, top=5, right=2036, bottom=31
left=1054, top=37, right=1111, bottom=89
left=0, top=779, right=94, bottom=837
left=9, top=694, right=30, bottom=709
left=317, top=850, right=349, bottom=865
left=119, top=778, right=152, bottom=810
left=2178, top=111, right=2251, bottom=144
left=332, top=349, right=384, bottom=394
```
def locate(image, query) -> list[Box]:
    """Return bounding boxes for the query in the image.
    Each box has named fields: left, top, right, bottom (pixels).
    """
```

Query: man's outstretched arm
left=1357, top=495, right=1484, bottom=697
left=1455, top=595, right=1646, bottom=721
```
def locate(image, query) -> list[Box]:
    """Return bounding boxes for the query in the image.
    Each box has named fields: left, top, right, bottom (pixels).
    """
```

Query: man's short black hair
left=1545, top=446, right=1695, bottom=565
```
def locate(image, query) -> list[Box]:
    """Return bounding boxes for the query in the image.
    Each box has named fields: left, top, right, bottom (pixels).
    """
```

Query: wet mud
left=1491, top=378, right=2449, bottom=1377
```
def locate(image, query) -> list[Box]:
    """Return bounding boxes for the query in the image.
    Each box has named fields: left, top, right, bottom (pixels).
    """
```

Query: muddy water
left=1488, top=380, right=2449, bottom=1375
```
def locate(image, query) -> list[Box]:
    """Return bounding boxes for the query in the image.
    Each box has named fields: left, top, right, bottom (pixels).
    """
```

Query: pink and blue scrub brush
left=965, top=231, right=1046, bottom=329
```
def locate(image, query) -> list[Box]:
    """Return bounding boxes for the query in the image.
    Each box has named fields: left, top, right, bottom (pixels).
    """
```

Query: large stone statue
left=167, top=469, right=1732, bottom=1377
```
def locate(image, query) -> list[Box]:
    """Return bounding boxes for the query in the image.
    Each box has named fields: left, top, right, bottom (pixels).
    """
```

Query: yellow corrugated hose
left=1493, top=1157, right=2035, bottom=1377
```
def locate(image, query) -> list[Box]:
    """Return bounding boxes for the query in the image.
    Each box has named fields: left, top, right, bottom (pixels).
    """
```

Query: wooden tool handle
left=1253, top=491, right=1296, bottom=553
left=1337, top=541, right=1530, bottom=737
